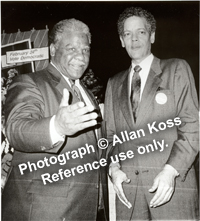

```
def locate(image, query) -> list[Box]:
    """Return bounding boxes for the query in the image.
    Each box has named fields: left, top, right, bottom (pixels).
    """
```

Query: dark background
left=1, top=1, right=199, bottom=91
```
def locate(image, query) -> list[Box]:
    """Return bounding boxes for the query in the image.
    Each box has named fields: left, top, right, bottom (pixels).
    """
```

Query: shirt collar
left=131, top=53, right=154, bottom=71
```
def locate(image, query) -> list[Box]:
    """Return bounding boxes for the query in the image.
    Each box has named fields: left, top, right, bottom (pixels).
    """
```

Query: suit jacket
left=2, top=64, right=108, bottom=221
left=104, top=57, right=199, bottom=218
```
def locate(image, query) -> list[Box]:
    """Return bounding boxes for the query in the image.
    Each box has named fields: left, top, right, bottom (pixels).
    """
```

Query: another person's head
left=49, top=18, right=91, bottom=80
left=117, top=7, right=156, bottom=64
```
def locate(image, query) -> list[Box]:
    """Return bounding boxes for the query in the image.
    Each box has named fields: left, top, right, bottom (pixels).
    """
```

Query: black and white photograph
left=1, top=1, right=199, bottom=221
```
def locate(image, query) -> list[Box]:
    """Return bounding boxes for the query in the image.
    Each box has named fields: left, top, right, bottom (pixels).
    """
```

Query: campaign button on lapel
left=155, top=92, right=167, bottom=105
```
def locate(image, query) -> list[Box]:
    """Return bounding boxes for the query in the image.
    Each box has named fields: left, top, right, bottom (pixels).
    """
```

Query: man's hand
left=55, top=88, right=98, bottom=136
left=110, top=166, right=132, bottom=209
left=149, top=165, right=178, bottom=208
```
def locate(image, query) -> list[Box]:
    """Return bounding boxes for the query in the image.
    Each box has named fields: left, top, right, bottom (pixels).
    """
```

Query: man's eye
left=83, top=48, right=90, bottom=53
left=139, top=31, right=145, bottom=35
left=124, top=33, right=130, bottom=37
left=67, top=48, right=75, bottom=52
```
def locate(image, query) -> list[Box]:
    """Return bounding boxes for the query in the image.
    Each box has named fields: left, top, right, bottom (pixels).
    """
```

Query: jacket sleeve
left=5, top=74, right=62, bottom=153
left=166, top=59, right=199, bottom=181
left=104, top=79, right=120, bottom=163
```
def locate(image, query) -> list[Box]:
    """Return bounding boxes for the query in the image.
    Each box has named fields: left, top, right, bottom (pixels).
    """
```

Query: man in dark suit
left=104, top=7, right=199, bottom=220
left=2, top=18, right=108, bottom=221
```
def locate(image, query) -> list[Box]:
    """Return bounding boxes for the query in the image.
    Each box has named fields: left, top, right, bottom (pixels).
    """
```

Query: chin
left=131, top=54, right=144, bottom=61
left=74, top=72, right=85, bottom=79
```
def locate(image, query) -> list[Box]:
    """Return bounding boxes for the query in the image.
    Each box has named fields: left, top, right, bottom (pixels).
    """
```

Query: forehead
left=59, top=31, right=90, bottom=46
left=124, top=16, right=148, bottom=30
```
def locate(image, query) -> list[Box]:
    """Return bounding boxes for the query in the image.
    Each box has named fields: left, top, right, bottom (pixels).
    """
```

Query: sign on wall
left=1, top=39, right=35, bottom=75
left=6, top=47, right=49, bottom=64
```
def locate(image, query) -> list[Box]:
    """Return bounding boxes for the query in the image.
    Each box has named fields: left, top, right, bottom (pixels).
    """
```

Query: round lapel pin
left=155, top=92, right=167, bottom=104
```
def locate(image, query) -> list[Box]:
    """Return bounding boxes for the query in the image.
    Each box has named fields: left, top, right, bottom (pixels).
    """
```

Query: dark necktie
left=69, top=79, right=85, bottom=103
left=131, top=65, right=142, bottom=122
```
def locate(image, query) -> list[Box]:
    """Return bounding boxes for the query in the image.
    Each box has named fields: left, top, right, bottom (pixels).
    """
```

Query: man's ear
left=50, top=43, right=56, bottom=57
left=150, top=32, right=155, bottom=44
left=120, top=36, right=125, bottom=48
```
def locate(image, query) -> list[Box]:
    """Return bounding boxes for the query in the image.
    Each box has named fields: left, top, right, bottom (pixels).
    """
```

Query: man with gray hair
left=2, top=18, right=108, bottom=221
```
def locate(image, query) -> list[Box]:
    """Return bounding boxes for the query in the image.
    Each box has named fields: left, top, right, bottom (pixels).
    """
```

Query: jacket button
left=135, top=170, right=139, bottom=175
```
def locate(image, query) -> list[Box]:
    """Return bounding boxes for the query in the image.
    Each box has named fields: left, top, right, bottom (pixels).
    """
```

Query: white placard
left=6, top=47, right=49, bottom=64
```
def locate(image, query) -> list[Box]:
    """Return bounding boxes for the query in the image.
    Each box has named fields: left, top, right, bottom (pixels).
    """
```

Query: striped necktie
left=131, top=65, right=142, bottom=122
left=69, top=79, right=85, bottom=103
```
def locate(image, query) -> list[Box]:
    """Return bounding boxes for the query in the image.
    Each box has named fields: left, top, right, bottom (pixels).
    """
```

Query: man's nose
left=75, top=50, right=85, bottom=60
left=131, top=33, right=138, bottom=41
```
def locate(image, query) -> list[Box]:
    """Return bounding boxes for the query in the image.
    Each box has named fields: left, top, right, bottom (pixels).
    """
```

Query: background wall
left=1, top=1, right=199, bottom=92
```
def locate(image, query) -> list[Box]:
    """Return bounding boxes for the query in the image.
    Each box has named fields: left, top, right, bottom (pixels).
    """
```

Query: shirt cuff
left=109, top=162, right=121, bottom=176
left=50, top=115, right=65, bottom=145
left=164, top=164, right=179, bottom=177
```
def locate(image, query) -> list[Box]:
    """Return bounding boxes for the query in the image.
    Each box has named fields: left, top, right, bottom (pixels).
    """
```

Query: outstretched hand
left=55, top=88, right=98, bottom=136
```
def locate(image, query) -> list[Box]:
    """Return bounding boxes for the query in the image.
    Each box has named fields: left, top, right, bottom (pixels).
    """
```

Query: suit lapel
left=119, top=57, right=163, bottom=130
left=120, top=69, right=135, bottom=130
left=47, top=64, right=72, bottom=97
left=136, top=57, right=162, bottom=127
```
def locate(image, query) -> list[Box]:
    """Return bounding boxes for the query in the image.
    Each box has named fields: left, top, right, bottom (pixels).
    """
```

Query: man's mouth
left=70, top=63, right=85, bottom=69
left=131, top=45, right=141, bottom=50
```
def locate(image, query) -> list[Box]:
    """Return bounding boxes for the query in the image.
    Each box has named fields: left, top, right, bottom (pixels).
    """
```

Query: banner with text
left=6, top=47, right=49, bottom=64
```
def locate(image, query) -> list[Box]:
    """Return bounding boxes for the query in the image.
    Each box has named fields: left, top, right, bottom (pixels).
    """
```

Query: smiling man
left=104, top=7, right=199, bottom=220
left=2, top=19, right=107, bottom=221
